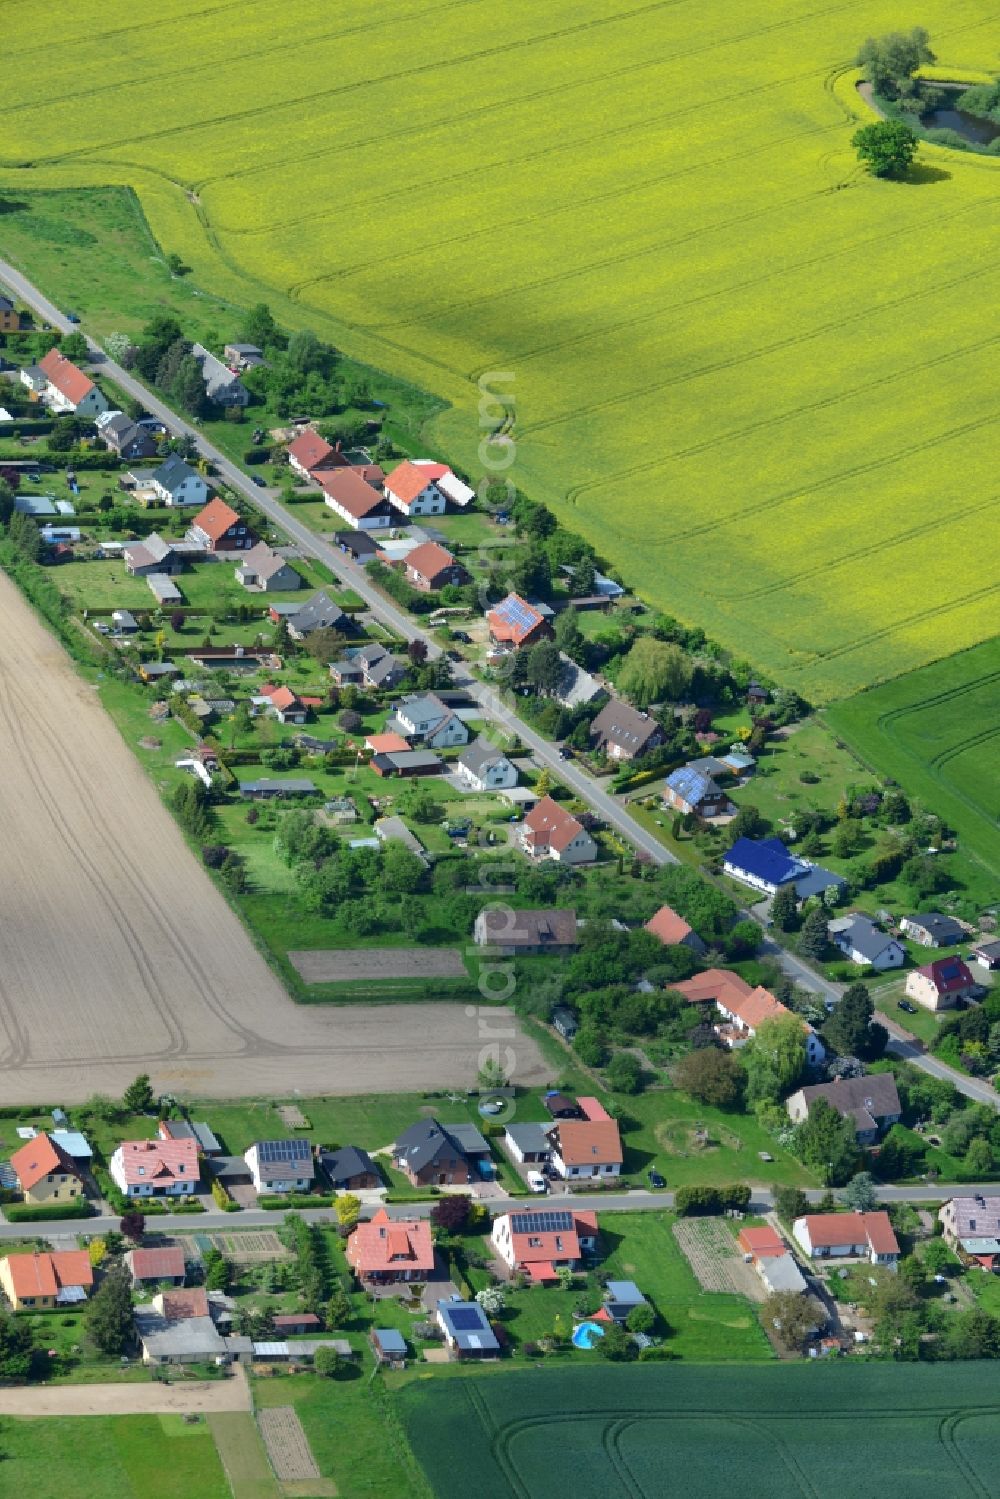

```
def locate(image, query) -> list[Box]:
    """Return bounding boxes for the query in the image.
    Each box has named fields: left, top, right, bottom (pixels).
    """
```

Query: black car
left=898, top=999, right=917, bottom=1014
left=251, top=475, right=266, bottom=487
left=446, top=649, right=463, bottom=663
left=453, top=630, right=472, bottom=644
left=648, top=1169, right=666, bottom=1189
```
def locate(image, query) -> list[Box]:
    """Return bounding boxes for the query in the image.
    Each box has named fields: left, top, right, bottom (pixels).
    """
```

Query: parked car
left=446, top=650, right=463, bottom=663
left=526, top=1170, right=547, bottom=1194
left=452, top=630, right=472, bottom=644
left=898, top=999, right=917, bottom=1014
left=558, top=746, right=573, bottom=760
left=251, top=475, right=266, bottom=487
left=65, top=311, right=81, bottom=323
left=647, top=1169, right=666, bottom=1189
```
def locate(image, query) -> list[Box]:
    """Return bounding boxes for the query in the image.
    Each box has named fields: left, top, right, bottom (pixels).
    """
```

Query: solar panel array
left=257, top=1138, right=312, bottom=1163
left=509, top=1210, right=574, bottom=1234
left=497, top=596, right=539, bottom=631
left=447, top=1305, right=485, bottom=1330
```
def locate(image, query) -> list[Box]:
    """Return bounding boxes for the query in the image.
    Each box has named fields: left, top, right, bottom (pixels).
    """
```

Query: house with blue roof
left=724, top=836, right=846, bottom=903
left=664, top=766, right=733, bottom=819
left=435, top=1298, right=500, bottom=1357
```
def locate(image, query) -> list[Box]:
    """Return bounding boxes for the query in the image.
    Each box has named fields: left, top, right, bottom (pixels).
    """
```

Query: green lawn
left=52, top=555, right=336, bottom=616
left=726, top=718, right=870, bottom=843
left=617, top=1086, right=814, bottom=1190
left=206, top=1414, right=280, bottom=1499
left=0, top=1415, right=229, bottom=1499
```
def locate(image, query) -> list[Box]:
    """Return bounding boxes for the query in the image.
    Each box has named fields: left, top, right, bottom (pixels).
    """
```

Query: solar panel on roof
left=447, top=1306, right=485, bottom=1330
left=258, top=1139, right=311, bottom=1162
left=509, top=1211, right=574, bottom=1234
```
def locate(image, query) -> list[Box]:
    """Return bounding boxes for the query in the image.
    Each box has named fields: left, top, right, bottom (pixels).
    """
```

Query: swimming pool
left=571, top=1320, right=605, bottom=1350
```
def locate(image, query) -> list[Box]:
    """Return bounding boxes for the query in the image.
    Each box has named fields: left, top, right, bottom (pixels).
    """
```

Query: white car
left=526, top=1170, right=547, bottom=1194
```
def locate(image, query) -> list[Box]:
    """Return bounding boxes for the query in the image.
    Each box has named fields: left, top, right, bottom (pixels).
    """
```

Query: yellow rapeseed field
left=1, top=0, right=997, bottom=699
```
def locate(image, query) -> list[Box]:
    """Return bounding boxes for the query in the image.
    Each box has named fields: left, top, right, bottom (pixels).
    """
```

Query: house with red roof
left=486, top=593, right=552, bottom=652
left=545, top=1116, right=623, bottom=1181
left=905, top=956, right=976, bottom=1012
left=30, top=347, right=108, bottom=418
left=383, top=460, right=451, bottom=518
left=126, top=1245, right=187, bottom=1287
left=0, top=1250, right=93, bottom=1310
left=188, top=496, right=253, bottom=553
left=257, top=683, right=307, bottom=724
left=793, top=1212, right=899, bottom=1266
left=491, top=1208, right=598, bottom=1283
left=287, top=429, right=342, bottom=482
left=109, top=1136, right=200, bottom=1199
left=10, top=1133, right=84, bottom=1206
left=737, top=1225, right=787, bottom=1261
left=644, top=903, right=706, bottom=955
left=519, top=794, right=597, bottom=865
left=320, top=468, right=394, bottom=530
left=346, top=1207, right=435, bottom=1284
left=404, top=540, right=467, bottom=592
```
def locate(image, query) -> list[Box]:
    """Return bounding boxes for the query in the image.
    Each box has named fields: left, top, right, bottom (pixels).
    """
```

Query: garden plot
left=289, top=949, right=468, bottom=983
left=257, top=1407, right=331, bottom=1491
left=673, top=1218, right=764, bottom=1301
left=210, top=1231, right=292, bottom=1266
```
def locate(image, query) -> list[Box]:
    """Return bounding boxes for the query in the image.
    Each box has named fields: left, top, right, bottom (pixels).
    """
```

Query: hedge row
left=673, top=1183, right=752, bottom=1216
left=258, top=1193, right=330, bottom=1210
left=4, top=1198, right=93, bottom=1222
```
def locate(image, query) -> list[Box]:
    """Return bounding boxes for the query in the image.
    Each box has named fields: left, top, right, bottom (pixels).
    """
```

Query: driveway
left=0, top=1364, right=250, bottom=1415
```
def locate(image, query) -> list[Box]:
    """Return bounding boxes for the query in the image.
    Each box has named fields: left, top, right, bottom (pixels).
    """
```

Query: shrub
left=4, top=1199, right=92, bottom=1223
left=674, top=1183, right=751, bottom=1216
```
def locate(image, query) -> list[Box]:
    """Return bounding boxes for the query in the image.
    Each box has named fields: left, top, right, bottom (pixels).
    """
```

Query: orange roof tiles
left=3, top=1250, right=93, bottom=1298
left=287, top=429, right=336, bottom=472
left=645, top=905, right=694, bottom=946
left=129, top=1245, right=186, bottom=1281
left=115, top=1137, right=198, bottom=1188
left=192, top=496, right=240, bottom=542
left=577, top=1097, right=612, bottom=1123
left=487, top=593, right=547, bottom=647
left=523, top=795, right=587, bottom=854
left=737, top=1226, right=786, bottom=1259
left=365, top=732, right=411, bottom=753
left=384, top=460, right=450, bottom=507
left=160, top=1288, right=209, bottom=1320
left=725, top=986, right=789, bottom=1030
left=800, top=1211, right=899, bottom=1255
left=319, top=468, right=385, bottom=519
left=550, top=1119, right=623, bottom=1167
left=39, top=347, right=95, bottom=406
left=671, top=969, right=753, bottom=1005
left=347, top=1208, right=435, bottom=1276
left=405, top=540, right=456, bottom=584
left=10, top=1134, right=75, bottom=1191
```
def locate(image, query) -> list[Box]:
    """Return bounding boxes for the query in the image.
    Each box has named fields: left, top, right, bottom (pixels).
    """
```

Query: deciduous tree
left=852, top=120, right=918, bottom=178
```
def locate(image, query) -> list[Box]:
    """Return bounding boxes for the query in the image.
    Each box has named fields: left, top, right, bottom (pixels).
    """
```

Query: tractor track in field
left=784, top=583, right=1000, bottom=674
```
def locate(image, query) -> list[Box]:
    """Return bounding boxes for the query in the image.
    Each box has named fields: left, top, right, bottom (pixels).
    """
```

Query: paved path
left=0, top=1364, right=249, bottom=1415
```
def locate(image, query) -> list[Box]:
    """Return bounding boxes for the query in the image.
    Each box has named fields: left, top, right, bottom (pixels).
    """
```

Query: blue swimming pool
left=571, top=1320, right=605, bottom=1350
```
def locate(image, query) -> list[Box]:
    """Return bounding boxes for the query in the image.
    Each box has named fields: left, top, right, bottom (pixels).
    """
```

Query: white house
left=793, top=1212, right=899, bottom=1266
left=545, top=1104, right=622, bottom=1182
left=389, top=693, right=469, bottom=748
left=191, top=343, right=249, bottom=407
left=109, top=1138, right=200, bottom=1199
left=713, top=985, right=825, bottom=1067
left=150, top=455, right=209, bottom=509
left=827, top=915, right=906, bottom=971
left=456, top=738, right=518, bottom=792
left=519, top=795, right=598, bottom=865
left=383, top=459, right=451, bottom=518
left=32, top=348, right=109, bottom=419
left=243, top=1140, right=315, bottom=1195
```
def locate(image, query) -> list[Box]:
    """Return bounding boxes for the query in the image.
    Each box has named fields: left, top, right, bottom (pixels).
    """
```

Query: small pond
left=921, top=88, right=1000, bottom=146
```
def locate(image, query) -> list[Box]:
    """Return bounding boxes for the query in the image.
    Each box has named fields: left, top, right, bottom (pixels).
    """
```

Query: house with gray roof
left=590, top=699, right=664, bottom=761
left=827, top=915, right=905, bottom=971
left=554, top=653, right=605, bottom=710
left=456, top=737, right=518, bottom=792
left=317, top=1145, right=382, bottom=1191
left=473, top=907, right=579, bottom=955
left=373, top=816, right=427, bottom=862
left=329, top=641, right=406, bottom=690
left=435, top=1298, right=499, bottom=1357
left=191, top=343, right=249, bottom=407
left=389, top=692, right=469, bottom=748
left=150, top=455, right=209, bottom=509
left=900, top=912, right=966, bottom=948
left=97, top=412, right=158, bottom=460
left=664, top=765, right=733, bottom=819
left=285, top=590, right=349, bottom=641
left=786, top=1073, right=901, bottom=1146
left=602, top=1280, right=648, bottom=1324
left=124, top=532, right=182, bottom=577
left=235, top=542, right=301, bottom=593
left=503, top=1122, right=553, bottom=1164
left=392, top=1118, right=490, bottom=1187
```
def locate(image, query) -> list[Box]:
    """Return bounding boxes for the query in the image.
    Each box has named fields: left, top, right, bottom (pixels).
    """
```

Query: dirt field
left=0, top=1367, right=250, bottom=1415
left=258, top=1407, right=326, bottom=1486
left=289, top=949, right=468, bottom=983
left=0, top=575, right=546, bottom=1102
left=673, top=1218, right=765, bottom=1301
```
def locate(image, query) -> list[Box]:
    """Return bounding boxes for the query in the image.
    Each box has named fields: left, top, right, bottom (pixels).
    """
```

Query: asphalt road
left=2, top=258, right=995, bottom=1111
left=5, top=1179, right=1000, bottom=1242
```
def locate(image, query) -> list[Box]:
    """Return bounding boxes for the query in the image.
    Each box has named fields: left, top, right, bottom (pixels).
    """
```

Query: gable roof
left=248, top=1138, right=315, bottom=1182
left=547, top=1118, right=623, bottom=1166
left=436, top=1298, right=499, bottom=1352
left=737, top=1226, right=786, bottom=1258
left=394, top=1118, right=478, bottom=1173
left=128, top=1245, right=186, bottom=1280
left=829, top=914, right=901, bottom=962
left=287, top=590, right=346, bottom=635
left=405, top=540, right=457, bottom=583
left=287, top=429, right=336, bottom=472
left=240, top=541, right=289, bottom=581
left=487, top=592, right=547, bottom=646
left=191, top=343, right=245, bottom=400
left=10, top=1133, right=77, bottom=1190
left=348, top=1207, right=434, bottom=1274
left=503, top=1208, right=598, bottom=1263
left=384, top=459, right=450, bottom=506
left=114, top=1137, right=198, bottom=1186
left=905, top=912, right=965, bottom=943
left=725, top=836, right=799, bottom=885
left=795, top=1073, right=901, bottom=1125
left=478, top=907, right=578, bottom=949
left=319, top=1145, right=378, bottom=1181
left=666, top=766, right=723, bottom=806
left=722, top=985, right=790, bottom=1031
left=590, top=699, right=661, bottom=753
left=917, top=956, right=974, bottom=993
left=39, top=347, right=95, bottom=406
left=192, top=496, right=240, bottom=542
left=523, top=795, right=588, bottom=853
left=2, top=1250, right=93, bottom=1298
left=365, top=731, right=411, bottom=754
left=160, top=1288, right=209, bottom=1320
left=459, top=737, right=513, bottom=778
left=319, top=467, right=386, bottom=519
left=644, top=904, right=694, bottom=946
left=671, top=968, right=753, bottom=1005
left=799, top=1211, right=898, bottom=1255
left=151, top=454, right=202, bottom=495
